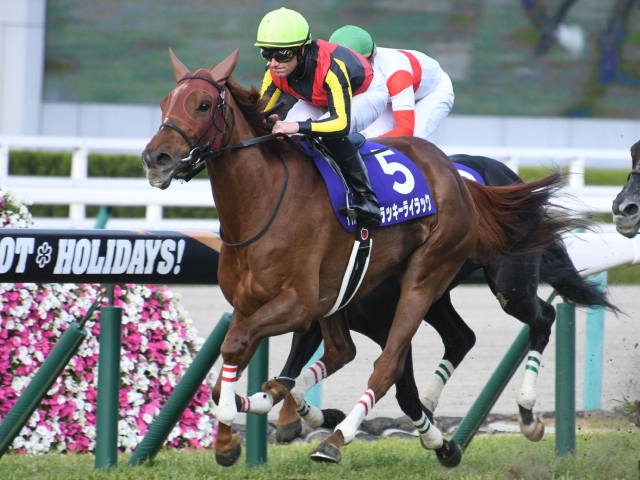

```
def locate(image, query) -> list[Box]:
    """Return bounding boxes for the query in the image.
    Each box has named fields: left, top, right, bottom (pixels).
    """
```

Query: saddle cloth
left=305, top=141, right=484, bottom=232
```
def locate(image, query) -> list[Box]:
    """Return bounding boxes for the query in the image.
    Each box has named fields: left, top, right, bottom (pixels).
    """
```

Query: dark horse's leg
left=482, top=251, right=551, bottom=441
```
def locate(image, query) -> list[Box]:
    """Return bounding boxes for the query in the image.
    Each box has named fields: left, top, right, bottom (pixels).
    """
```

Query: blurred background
left=2, top=0, right=640, bottom=153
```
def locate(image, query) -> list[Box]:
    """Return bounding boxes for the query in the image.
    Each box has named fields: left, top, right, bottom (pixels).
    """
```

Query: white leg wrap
left=414, top=411, right=443, bottom=450
left=517, top=351, right=541, bottom=411
left=217, top=364, right=239, bottom=426
left=336, top=389, right=375, bottom=445
left=239, top=391, right=274, bottom=415
left=290, top=361, right=327, bottom=406
left=296, top=400, right=325, bottom=429
left=420, top=360, right=454, bottom=413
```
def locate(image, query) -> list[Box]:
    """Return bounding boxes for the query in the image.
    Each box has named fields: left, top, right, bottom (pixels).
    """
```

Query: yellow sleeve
left=260, top=69, right=281, bottom=111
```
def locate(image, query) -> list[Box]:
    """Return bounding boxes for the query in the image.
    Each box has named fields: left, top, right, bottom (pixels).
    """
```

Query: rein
left=628, top=168, right=640, bottom=180
left=160, top=73, right=312, bottom=248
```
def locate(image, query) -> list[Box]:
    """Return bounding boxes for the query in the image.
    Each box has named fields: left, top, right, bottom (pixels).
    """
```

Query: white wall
left=0, top=0, right=46, bottom=135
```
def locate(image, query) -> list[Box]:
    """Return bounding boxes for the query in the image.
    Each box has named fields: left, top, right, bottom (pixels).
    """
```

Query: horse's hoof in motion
left=320, top=408, right=346, bottom=429
left=518, top=406, right=545, bottom=442
left=310, top=442, right=342, bottom=464
left=215, top=442, right=242, bottom=467
left=520, top=416, right=545, bottom=442
left=262, top=377, right=294, bottom=404
left=435, top=439, right=462, bottom=468
left=276, top=419, right=302, bottom=444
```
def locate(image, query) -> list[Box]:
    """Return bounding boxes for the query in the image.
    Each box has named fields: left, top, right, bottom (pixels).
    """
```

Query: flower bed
left=0, top=189, right=218, bottom=454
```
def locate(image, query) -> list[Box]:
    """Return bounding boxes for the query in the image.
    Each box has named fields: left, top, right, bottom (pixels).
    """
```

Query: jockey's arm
left=260, top=69, right=282, bottom=111
left=381, top=69, right=416, bottom=137
left=296, top=60, right=351, bottom=138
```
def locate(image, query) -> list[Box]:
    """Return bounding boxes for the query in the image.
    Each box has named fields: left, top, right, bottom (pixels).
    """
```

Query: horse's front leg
left=213, top=288, right=314, bottom=467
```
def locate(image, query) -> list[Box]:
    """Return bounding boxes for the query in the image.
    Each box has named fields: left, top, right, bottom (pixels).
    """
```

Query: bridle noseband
left=159, top=74, right=236, bottom=182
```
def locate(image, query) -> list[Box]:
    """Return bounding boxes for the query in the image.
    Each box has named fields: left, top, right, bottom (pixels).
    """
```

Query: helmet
left=329, top=25, right=376, bottom=58
left=255, top=8, right=312, bottom=48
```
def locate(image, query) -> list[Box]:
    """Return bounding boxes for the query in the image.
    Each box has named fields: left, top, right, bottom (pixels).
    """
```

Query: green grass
left=2, top=422, right=639, bottom=479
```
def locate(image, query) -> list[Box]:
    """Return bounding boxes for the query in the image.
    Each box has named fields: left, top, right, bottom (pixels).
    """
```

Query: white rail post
left=70, top=146, right=88, bottom=226
left=569, top=156, right=585, bottom=190
left=505, top=155, right=519, bottom=175
left=146, top=205, right=163, bottom=229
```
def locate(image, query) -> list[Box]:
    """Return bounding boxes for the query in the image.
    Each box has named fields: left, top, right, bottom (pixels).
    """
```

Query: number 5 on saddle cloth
left=303, top=135, right=486, bottom=315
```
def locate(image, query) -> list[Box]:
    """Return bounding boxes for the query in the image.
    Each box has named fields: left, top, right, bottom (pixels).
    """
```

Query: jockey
left=256, top=8, right=387, bottom=227
left=329, top=25, right=455, bottom=140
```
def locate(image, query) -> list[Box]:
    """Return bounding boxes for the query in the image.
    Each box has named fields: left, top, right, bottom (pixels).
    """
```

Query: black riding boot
left=325, top=137, right=382, bottom=227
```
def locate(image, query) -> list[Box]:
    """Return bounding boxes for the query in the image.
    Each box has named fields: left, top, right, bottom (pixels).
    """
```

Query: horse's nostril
left=154, top=152, right=171, bottom=166
left=623, top=203, right=639, bottom=216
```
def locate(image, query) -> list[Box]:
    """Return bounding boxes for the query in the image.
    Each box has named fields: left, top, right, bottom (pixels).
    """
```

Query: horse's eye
left=197, top=101, right=211, bottom=112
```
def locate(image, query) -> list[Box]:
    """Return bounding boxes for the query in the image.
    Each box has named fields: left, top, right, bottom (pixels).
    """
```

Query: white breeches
left=284, top=73, right=388, bottom=134
left=361, top=73, right=454, bottom=140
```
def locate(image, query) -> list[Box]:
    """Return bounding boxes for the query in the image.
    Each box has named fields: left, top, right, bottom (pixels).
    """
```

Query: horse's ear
left=210, top=49, right=239, bottom=84
left=169, top=48, right=189, bottom=83
left=632, top=140, right=640, bottom=166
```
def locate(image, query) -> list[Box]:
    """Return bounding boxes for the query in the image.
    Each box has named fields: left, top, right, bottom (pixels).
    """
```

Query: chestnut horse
left=613, top=140, right=640, bottom=237
left=141, top=49, right=583, bottom=466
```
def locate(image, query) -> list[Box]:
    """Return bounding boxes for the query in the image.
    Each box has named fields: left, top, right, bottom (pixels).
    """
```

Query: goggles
left=260, top=48, right=297, bottom=63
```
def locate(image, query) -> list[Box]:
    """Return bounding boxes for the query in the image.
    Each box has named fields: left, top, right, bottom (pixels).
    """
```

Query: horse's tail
left=464, top=172, right=589, bottom=263
left=540, top=242, right=620, bottom=313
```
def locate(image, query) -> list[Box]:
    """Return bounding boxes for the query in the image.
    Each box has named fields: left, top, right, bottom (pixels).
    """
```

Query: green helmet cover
left=329, top=25, right=376, bottom=57
left=255, top=7, right=311, bottom=48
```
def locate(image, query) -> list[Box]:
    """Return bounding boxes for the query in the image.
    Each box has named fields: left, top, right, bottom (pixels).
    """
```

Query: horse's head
left=613, top=140, right=640, bottom=238
left=141, top=49, right=239, bottom=189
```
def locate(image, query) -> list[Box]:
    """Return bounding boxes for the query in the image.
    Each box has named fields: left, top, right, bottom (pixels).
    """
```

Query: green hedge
left=9, top=150, right=214, bottom=219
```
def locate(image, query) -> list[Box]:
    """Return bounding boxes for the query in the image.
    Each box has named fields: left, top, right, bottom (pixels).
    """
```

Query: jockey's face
left=268, top=45, right=305, bottom=78
left=270, top=55, right=298, bottom=77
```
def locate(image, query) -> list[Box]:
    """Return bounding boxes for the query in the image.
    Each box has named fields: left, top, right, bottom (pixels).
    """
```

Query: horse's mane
left=225, top=77, right=272, bottom=137
left=223, top=76, right=299, bottom=156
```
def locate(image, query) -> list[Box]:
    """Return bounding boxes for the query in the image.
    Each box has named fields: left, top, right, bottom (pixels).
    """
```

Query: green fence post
left=129, top=313, right=231, bottom=465
left=583, top=271, right=607, bottom=411
left=95, top=286, right=122, bottom=469
left=246, top=338, right=269, bottom=468
left=94, top=206, right=111, bottom=229
left=556, top=302, right=576, bottom=456
left=0, top=323, right=88, bottom=459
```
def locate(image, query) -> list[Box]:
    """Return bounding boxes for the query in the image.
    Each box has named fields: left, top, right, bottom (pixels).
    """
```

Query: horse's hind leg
left=270, top=322, right=325, bottom=443
left=419, top=291, right=476, bottom=418
left=485, top=252, right=554, bottom=441
left=312, top=244, right=472, bottom=464
left=274, top=312, right=356, bottom=435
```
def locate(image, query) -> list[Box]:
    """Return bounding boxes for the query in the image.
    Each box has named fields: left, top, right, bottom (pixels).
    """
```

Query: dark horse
left=612, top=140, right=640, bottom=237
left=273, top=154, right=617, bottom=448
left=141, top=49, right=585, bottom=467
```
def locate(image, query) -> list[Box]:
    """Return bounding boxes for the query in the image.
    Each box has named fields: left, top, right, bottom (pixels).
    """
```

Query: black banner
left=0, top=230, right=220, bottom=284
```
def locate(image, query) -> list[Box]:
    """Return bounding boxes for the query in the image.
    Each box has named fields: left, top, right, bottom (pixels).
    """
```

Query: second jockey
left=329, top=25, right=455, bottom=140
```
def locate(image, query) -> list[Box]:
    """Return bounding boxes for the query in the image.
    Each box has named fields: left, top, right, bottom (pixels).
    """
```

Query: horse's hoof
left=435, top=439, right=462, bottom=468
left=276, top=419, right=302, bottom=444
left=320, top=408, right=346, bottom=429
left=275, top=377, right=296, bottom=392
left=215, top=442, right=242, bottom=467
left=520, top=416, right=545, bottom=442
left=310, top=442, right=342, bottom=464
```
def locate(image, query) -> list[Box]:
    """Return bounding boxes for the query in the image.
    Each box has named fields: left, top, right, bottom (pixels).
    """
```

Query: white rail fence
left=0, top=135, right=630, bottom=231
